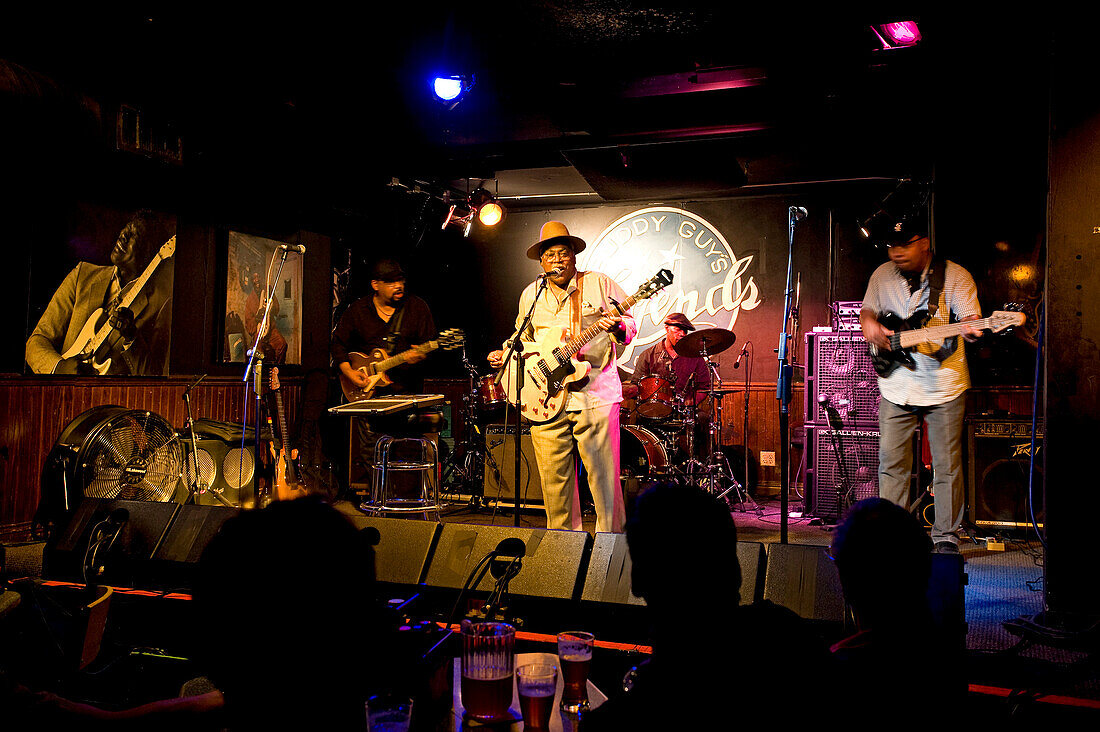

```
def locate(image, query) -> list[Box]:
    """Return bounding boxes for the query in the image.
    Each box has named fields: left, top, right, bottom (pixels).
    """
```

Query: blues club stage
left=1, top=8, right=1098, bottom=728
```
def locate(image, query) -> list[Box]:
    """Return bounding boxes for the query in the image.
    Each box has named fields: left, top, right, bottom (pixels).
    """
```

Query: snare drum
left=636, top=376, right=675, bottom=419
left=620, top=425, right=668, bottom=478
left=478, top=375, right=507, bottom=410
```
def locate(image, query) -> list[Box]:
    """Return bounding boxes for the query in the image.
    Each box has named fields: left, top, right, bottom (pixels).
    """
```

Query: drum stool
left=360, top=435, right=441, bottom=521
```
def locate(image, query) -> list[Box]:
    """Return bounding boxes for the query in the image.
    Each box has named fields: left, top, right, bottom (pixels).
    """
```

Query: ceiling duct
left=563, top=138, right=748, bottom=201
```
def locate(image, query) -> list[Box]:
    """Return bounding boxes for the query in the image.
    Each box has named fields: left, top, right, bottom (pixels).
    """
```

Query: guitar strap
left=382, top=302, right=407, bottom=353
left=925, top=257, right=958, bottom=362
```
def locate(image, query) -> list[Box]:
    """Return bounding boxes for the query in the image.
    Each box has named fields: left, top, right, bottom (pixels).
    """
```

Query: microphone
left=538, top=267, right=564, bottom=280
left=278, top=243, right=307, bottom=254
left=489, top=537, right=526, bottom=579
left=733, top=343, right=750, bottom=369
left=791, top=206, right=808, bottom=220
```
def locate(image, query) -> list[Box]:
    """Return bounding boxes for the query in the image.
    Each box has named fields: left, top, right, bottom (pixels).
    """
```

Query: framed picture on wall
left=24, top=204, right=177, bottom=376
left=223, top=231, right=304, bottom=365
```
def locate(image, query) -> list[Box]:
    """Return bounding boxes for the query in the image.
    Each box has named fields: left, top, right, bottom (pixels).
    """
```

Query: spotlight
left=468, top=187, right=505, bottom=227
left=431, top=74, right=475, bottom=108
left=871, top=20, right=922, bottom=50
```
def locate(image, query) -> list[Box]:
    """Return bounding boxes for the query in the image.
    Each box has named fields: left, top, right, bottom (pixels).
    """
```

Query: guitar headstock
left=635, top=268, right=675, bottom=301
left=439, top=328, right=466, bottom=350
left=988, top=310, right=1027, bottom=333
left=270, top=366, right=281, bottom=392
left=159, top=236, right=176, bottom=259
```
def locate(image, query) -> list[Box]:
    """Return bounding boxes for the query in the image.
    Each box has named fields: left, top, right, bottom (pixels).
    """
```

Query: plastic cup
left=517, top=663, right=558, bottom=729
left=556, top=631, right=594, bottom=712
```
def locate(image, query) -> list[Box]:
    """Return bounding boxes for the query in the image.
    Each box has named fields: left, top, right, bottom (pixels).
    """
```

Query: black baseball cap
left=371, top=259, right=405, bottom=282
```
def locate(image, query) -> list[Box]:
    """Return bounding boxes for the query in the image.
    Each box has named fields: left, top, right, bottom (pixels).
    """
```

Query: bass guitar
left=500, top=269, right=674, bottom=424
left=869, top=309, right=1025, bottom=376
left=339, top=328, right=465, bottom=402
left=270, top=367, right=308, bottom=501
left=61, top=236, right=176, bottom=375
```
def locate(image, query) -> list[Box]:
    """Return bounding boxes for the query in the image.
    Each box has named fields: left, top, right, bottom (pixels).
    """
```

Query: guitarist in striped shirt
left=859, top=211, right=982, bottom=554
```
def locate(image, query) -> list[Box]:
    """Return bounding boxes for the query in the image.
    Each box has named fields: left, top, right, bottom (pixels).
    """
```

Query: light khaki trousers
left=530, top=403, right=625, bottom=533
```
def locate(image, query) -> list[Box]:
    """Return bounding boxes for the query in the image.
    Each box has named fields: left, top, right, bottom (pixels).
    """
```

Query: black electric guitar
left=868, top=309, right=1026, bottom=376
left=500, top=269, right=674, bottom=424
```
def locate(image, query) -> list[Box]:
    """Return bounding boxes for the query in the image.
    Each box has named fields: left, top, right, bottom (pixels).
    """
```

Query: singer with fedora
left=488, top=222, right=636, bottom=534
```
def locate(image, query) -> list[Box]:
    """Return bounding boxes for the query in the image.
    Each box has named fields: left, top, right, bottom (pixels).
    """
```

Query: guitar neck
left=274, top=390, right=290, bottom=448
left=375, top=341, right=438, bottom=372
left=561, top=294, right=642, bottom=358
left=87, top=252, right=166, bottom=352
left=897, top=316, right=992, bottom=348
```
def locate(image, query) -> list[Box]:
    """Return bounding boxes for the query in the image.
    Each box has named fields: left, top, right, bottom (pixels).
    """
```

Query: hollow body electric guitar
left=868, top=309, right=1026, bottom=377
left=339, top=328, right=465, bottom=402
left=270, top=367, right=307, bottom=501
left=61, top=236, right=176, bottom=375
left=501, top=269, right=674, bottom=424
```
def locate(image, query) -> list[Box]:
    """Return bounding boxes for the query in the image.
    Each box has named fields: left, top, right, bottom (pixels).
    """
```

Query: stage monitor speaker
left=804, top=425, right=880, bottom=522
left=182, top=439, right=256, bottom=507
left=580, top=532, right=645, bottom=607
left=424, top=524, right=591, bottom=601
left=967, top=419, right=1044, bottom=529
left=762, top=543, right=845, bottom=623
left=48, top=498, right=180, bottom=585
left=804, top=332, right=880, bottom=427
left=345, top=514, right=441, bottom=586
left=580, top=535, right=766, bottom=607
left=484, top=424, right=543, bottom=505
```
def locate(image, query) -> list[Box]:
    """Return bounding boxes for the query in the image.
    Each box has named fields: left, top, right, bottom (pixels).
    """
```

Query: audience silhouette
left=586, top=482, right=833, bottom=729
left=828, top=497, right=964, bottom=719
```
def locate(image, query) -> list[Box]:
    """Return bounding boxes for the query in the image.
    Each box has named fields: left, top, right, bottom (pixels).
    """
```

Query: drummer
left=627, top=312, right=713, bottom=420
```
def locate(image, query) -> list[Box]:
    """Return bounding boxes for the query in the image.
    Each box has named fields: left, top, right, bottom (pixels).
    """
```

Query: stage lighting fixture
left=432, top=74, right=475, bottom=107
left=871, top=20, right=922, bottom=50
left=468, top=187, right=504, bottom=227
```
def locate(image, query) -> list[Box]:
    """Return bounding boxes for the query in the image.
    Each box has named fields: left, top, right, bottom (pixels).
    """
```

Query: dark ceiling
left=0, top=7, right=1055, bottom=218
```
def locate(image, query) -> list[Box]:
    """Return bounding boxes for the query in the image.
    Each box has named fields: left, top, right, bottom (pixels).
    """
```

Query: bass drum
left=620, top=425, right=668, bottom=479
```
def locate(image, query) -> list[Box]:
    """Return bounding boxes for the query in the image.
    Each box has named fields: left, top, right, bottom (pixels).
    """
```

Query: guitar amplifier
left=832, top=301, right=864, bottom=331
left=805, top=425, right=880, bottom=522
left=804, top=331, right=880, bottom=427
left=484, top=424, right=543, bottom=506
left=967, top=419, right=1044, bottom=529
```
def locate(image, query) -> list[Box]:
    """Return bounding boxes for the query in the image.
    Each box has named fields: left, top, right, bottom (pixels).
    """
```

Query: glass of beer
left=517, top=663, right=558, bottom=730
left=557, top=631, right=594, bottom=713
left=460, top=621, right=516, bottom=721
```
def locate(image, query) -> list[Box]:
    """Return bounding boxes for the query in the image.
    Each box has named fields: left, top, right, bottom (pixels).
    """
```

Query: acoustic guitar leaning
left=339, top=328, right=465, bottom=402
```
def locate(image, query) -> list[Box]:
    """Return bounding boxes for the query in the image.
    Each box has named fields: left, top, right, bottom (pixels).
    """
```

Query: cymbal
left=674, top=328, right=735, bottom=358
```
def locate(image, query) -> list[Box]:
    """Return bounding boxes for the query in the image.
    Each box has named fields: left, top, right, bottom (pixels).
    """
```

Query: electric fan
left=48, top=406, right=183, bottom=505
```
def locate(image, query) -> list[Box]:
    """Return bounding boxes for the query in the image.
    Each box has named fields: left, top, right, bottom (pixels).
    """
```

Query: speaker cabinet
left=182, top=439, right=256, bottom=507
left=484, top=424, right=543, bottom=505
left=424, top=524, right=591, bottom=601
left=805, top=426, right=880, bottom=522
left=804, top=331, right=880, bottom=427
left=762, top=543, right=845, bottom=623
left=967, top=419, right=1044, bottom=529
left=345, top=514, right=442, bottom=586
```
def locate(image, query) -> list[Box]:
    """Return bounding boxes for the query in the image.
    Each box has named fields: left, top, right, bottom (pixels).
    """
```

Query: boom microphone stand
left=496, top=274, right=552, bottom=527
left=777, top=206, right=807, bottom=544
left=243, top=245, right=297, bottom=509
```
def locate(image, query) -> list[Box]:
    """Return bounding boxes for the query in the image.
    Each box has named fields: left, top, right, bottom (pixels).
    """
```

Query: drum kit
left=441, top=329, right=758, bottom=511
left=621, top=328, right=758, bottom=511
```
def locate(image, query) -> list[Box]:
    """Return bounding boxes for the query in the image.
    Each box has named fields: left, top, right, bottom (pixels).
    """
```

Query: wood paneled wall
left=0, top=377, right=1034, bottom=539
left=0, top=377, right=300, bottom=540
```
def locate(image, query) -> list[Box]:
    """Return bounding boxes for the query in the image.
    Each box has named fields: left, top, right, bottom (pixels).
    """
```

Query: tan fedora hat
left=525, top=221, right=587, bottom=260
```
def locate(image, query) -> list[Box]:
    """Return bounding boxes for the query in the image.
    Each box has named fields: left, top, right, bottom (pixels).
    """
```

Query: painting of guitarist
left=25, top=209, right=175, bottom=375
left=858, top=206, right=983, bottom=555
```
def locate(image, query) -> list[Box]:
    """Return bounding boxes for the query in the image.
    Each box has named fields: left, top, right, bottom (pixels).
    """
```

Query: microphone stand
left=777, top=207, right=804, bottom=544
left=496, top=275, right=551, bottom=527
left=243, top=249, right=292, bottom=510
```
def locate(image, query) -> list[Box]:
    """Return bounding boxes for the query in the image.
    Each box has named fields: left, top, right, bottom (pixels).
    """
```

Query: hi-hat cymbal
left=674, top=328, right=735, bottom=358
